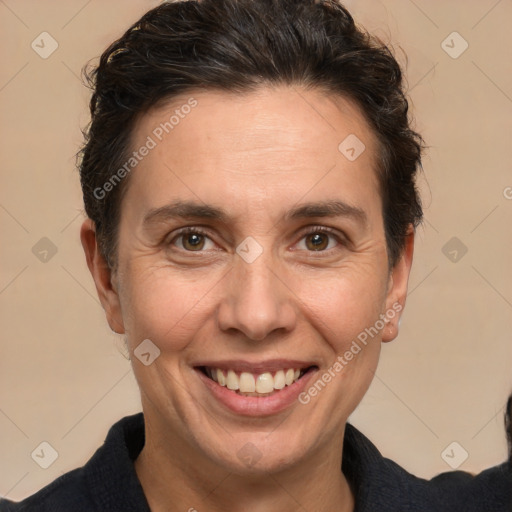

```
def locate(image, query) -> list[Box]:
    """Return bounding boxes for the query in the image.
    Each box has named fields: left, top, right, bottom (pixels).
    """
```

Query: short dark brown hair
left=79, top=0, right=424, bottom=270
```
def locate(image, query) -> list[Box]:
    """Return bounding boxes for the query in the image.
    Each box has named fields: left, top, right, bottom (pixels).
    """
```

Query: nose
left=216, top=252, right=297, bottom=341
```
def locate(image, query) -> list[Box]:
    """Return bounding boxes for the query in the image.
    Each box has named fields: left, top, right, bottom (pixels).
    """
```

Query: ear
left=80, top=218, right=125, bottom=334
left=381, top=225, right=415, bottom=343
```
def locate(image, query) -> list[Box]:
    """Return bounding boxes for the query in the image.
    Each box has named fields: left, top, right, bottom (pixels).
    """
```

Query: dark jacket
left=1, top=413, right=510, bottom=511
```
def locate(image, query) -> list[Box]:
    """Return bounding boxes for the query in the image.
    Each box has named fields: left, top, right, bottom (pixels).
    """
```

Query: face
left=82, top=86, right=413, bottom=474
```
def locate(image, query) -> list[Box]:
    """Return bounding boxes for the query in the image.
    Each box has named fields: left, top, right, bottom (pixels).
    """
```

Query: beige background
left=1, top=0, right=511, bottom=502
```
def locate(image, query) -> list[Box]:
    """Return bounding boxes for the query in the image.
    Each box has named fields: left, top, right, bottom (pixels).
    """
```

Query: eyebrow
left=285, top=200, right=367, bottom=224
left=142, top=199, right=367, bottom=228
left=143, top=201, right=228, bottom=227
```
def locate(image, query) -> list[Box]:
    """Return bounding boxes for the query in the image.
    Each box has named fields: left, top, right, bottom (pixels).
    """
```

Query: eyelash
left=168, top=226, right=346, bottom=254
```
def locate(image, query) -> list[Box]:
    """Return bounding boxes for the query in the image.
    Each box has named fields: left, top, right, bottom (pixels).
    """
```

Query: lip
left=194, top=365, right=318, bottom=417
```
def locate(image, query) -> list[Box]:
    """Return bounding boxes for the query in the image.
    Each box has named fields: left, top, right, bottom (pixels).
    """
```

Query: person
left=1, top=0, right=511, bottom=510
left=507, top=393, right=512, bottom=463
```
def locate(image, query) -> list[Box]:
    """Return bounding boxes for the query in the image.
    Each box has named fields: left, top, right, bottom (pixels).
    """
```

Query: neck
left=134, top=416, right=355, bottom=512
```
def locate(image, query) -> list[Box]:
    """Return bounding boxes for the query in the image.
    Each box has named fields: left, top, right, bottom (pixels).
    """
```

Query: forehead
left=125, top=86, right=382, bottom=224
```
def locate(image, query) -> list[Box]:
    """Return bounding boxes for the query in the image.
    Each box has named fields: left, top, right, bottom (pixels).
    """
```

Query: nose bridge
left=217, top=245, right=296, bottom=341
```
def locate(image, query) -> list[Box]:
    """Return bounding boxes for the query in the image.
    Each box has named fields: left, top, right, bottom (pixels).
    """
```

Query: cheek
left=119, top=262, right=222, bottom=351
left=295, top=272, right=385, bottom=425
left=296, top=267, right=389, bottom=351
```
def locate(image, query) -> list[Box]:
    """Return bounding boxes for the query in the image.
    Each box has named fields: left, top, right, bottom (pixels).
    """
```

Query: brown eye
left=170, top=228, right=215, bottom=252
left=181, top=233, right=205, bottom=251
left=295, top=228, right=342, bottom=253
left=305, top=232, right=330, bottom=251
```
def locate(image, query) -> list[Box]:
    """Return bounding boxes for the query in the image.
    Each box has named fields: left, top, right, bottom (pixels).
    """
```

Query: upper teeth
left=206, top=368, right=302, bottom=394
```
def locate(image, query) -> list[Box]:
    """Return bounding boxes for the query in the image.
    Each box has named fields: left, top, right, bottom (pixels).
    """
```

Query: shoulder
left=429, top=461, right=512, bottom=511
left=0, top=413, right=149, bottom=512
left=0, top=468, right=91, bottom=512
left=343, top=423, right=512, bottom=512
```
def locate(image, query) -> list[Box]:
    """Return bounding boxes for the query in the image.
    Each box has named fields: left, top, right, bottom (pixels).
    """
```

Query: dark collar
left=83, top=413, right=417, bottom=511
left=85, top=413, right=150, bottom=511
left=83, top=413, right=511, bottom=512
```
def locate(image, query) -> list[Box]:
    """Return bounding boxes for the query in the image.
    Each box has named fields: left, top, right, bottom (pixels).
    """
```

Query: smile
left=200, top=366, right=311, bottom=396
left=195, top=362, right=318, bottom=415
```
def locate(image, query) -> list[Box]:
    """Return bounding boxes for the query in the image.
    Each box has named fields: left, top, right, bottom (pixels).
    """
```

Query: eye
left=170, top=227, right=216, bottom=252
left=167, top=226, right=345, bottom=254
left=296, top=227, right=343, bottom=252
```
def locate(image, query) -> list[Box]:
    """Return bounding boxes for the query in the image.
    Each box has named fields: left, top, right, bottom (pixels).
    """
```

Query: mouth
left=196, top=364, right=318, bottom=397
left=194, top=361, right=318, bottom=413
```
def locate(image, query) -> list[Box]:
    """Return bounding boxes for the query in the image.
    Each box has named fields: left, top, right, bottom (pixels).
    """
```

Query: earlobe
left=80, top=219, right=125, bottom=335
left=381, top=227, right=414, bottom=343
